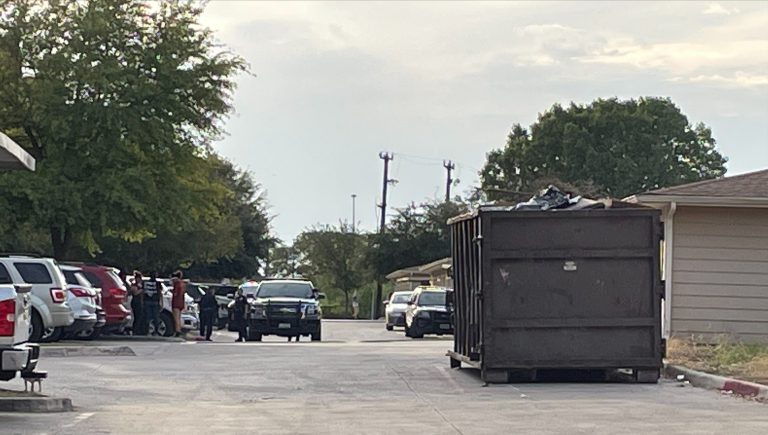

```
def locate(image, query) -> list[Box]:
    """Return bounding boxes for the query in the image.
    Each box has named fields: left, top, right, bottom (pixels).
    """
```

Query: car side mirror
left=382, top=300, right=389, bottom=305
left=14, top=284, right=32, bottom=294
left=317, top=292, right=326, bottom=300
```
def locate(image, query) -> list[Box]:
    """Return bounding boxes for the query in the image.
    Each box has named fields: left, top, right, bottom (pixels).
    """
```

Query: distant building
left=386, top=257, right=452, bottom=291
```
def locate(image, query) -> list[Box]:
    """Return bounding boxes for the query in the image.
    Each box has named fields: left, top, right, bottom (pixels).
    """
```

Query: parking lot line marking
left=61, top=412, right=94, bottom=429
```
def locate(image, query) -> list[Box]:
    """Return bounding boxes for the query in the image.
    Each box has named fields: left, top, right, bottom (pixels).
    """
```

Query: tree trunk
left=50, top=226, right=72, bottom=260
left=344, top=290, right=350, bottom=315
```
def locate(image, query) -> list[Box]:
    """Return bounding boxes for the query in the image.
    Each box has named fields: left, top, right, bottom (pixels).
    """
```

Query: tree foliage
left=293, top=225, right=368, bottom=313
left=367, top=200, right=468, bottom=278
left=85, top=156, right=275, bottom=277
left=0, top=0, right=247, bottom=259
left=480, top=98, right=728, bottom=201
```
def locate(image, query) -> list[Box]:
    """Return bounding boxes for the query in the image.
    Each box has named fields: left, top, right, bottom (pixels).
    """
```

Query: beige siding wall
left=671, top=206, right=768, bottom=343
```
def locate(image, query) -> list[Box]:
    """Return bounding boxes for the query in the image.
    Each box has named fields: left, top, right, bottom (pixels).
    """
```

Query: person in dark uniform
left=130, top=271, right=145, bottom=335
left=232, top=288, right=249, bottom=342
left=143, top=272, right=163, bottom=336
left=198, top=286, right=217, bottom=341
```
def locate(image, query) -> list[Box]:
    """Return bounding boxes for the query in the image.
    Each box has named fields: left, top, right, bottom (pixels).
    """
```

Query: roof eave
left=0, top=132, right=36, bottom=171
left=630, top=194, right=768, bottom=208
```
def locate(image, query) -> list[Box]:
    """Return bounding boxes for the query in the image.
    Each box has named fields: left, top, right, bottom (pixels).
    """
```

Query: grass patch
left=668, top=337, right=768, bottom=383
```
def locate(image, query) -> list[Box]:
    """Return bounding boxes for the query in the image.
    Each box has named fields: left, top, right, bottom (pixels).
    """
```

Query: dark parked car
left=404, top=286, right=453, bottom=339
left=246, top=279, right=324, bottom=342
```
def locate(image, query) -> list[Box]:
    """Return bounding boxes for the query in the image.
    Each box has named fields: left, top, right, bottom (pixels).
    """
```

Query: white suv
left=0, top=256, right=74, bottom=342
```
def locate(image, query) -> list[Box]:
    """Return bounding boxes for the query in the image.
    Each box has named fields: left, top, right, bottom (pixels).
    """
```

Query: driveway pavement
left=1, top=321, right=766, bottom=434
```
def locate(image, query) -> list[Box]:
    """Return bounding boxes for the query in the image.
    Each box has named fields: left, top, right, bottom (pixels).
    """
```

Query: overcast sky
left=199, top=1, right=768, bottom=242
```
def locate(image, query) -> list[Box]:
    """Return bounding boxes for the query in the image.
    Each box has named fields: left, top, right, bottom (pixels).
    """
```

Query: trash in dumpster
left=511, top=185, right=644, bottom=211
left=514, top=185, right=576, bottom=210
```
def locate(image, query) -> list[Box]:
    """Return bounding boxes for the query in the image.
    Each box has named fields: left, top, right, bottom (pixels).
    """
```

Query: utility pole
left=351, top=194, right=357, bottom=233
left=375, top=151, right=394, bottom=319
left=443, top=160, right=455, bottom=202
left=378, top=152, right=394, bottom=233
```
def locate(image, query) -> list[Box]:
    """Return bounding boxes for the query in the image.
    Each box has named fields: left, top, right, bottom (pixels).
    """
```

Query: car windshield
left=392, top=293, right=412, bottom=304
left=256, top=282, right=314, bottom=299
left=418, top=291, right=446, bottom=306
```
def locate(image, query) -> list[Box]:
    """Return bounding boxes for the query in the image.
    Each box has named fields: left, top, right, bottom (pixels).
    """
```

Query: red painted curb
left=664, top=364, right=768, bottom=400
left=722, top=380, right=761, bottom=397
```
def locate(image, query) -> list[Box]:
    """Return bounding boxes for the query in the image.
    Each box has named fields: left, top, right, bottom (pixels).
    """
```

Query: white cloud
left=702, top=3, right=740, bottom=16
left=686, top=72, right=768, bottom=87
left=580, top=40, right=768, bottom=73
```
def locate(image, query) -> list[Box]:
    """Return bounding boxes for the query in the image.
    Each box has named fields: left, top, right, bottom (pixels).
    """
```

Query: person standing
left=351, top=295, right=360, bottom=320
left=171, top=271, right=186, bottom=337
left=143, top=272, right=163, bottom=336
left=130, top=271, right=145, bottom=335
left=198, top=286, right=217, bottom=341
left=232, top=288, right=249, bottom=342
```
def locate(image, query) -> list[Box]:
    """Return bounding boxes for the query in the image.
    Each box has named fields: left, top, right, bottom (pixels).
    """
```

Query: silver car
left=384, top=291, right=413, bottom=330
left=60, top=265, right=100, bottom=339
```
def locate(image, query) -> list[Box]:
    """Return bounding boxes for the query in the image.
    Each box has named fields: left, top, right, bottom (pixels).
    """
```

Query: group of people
left=128, top=270, right=187, bottom=337
left=126, top=270, right=251, bottom=342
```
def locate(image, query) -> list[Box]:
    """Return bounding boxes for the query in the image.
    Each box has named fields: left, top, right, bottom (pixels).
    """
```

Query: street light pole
left=351, top=194, right=357, bottom=233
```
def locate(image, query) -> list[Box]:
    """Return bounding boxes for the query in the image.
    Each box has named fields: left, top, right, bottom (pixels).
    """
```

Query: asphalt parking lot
left=2, top=320, right=767, bottom=434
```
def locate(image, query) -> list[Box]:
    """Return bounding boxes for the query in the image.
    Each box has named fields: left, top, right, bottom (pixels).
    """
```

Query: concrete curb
left=40, top=345, right=136, bottom=358
left=664, top=364, right=768, bottom=400
left=0, top=396, right=73, bottom=413
left=87, top=335, right=185, bottom=343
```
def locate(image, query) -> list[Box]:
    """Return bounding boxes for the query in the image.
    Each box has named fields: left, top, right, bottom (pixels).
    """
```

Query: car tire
left=247, top=331, right=262, bottom=342
left=42, top=326, right=63, bottom=343
left=159, top=312, right=174, bottom=337
left=311, top=326, right=321, bottom=342
left=217, top=317, right=227, bottom=330
left=76, top=327, right=102, bottom=341
left=30, top=310, right=44, bottom=343
left=385, top=324, right=393, bottom=331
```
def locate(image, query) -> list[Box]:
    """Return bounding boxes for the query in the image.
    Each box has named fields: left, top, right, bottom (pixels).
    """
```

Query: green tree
left=266, top=245, right=302, bottom=279
left=293, top=225, right=368, bottom=314
left=0, top=0, right=246, bottom=258
left=367, top=200, right=467, bottom=278
left=480, top=97, right=728, bottom=201
left=183, top=157, right=277, bottom=280
left=86, top=154, right=274, bottom=276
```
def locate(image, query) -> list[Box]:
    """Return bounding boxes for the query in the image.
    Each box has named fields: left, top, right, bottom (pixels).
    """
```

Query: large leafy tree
left=293, top=225, right=368, bottom=314
left=480, top=98, right=728, bottom=201
left=0, top=0, right=246, bottom=258
left=367, top=200, right=467, bottom=278
left=183, top=157, right=277, bottom=280
left=86, top=155, right=273, bottom=276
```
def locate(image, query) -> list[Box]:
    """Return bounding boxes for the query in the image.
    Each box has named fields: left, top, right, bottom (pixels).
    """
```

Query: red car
left=64, top=263, right=131, bottom=334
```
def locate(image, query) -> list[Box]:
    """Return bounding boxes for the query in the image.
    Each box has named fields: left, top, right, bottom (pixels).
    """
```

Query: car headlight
left=302, top=304, right=319, bottom=317
left=251, top=304, right=265, bottom=318
left=417, top=311, right=430, bottom=319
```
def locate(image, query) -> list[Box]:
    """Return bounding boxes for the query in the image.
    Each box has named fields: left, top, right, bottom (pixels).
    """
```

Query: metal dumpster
left=447, top=206, right=663, bottom=383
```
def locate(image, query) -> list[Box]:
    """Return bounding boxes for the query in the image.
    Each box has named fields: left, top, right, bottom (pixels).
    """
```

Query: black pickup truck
left=246, top=279, right=324, bottom=342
